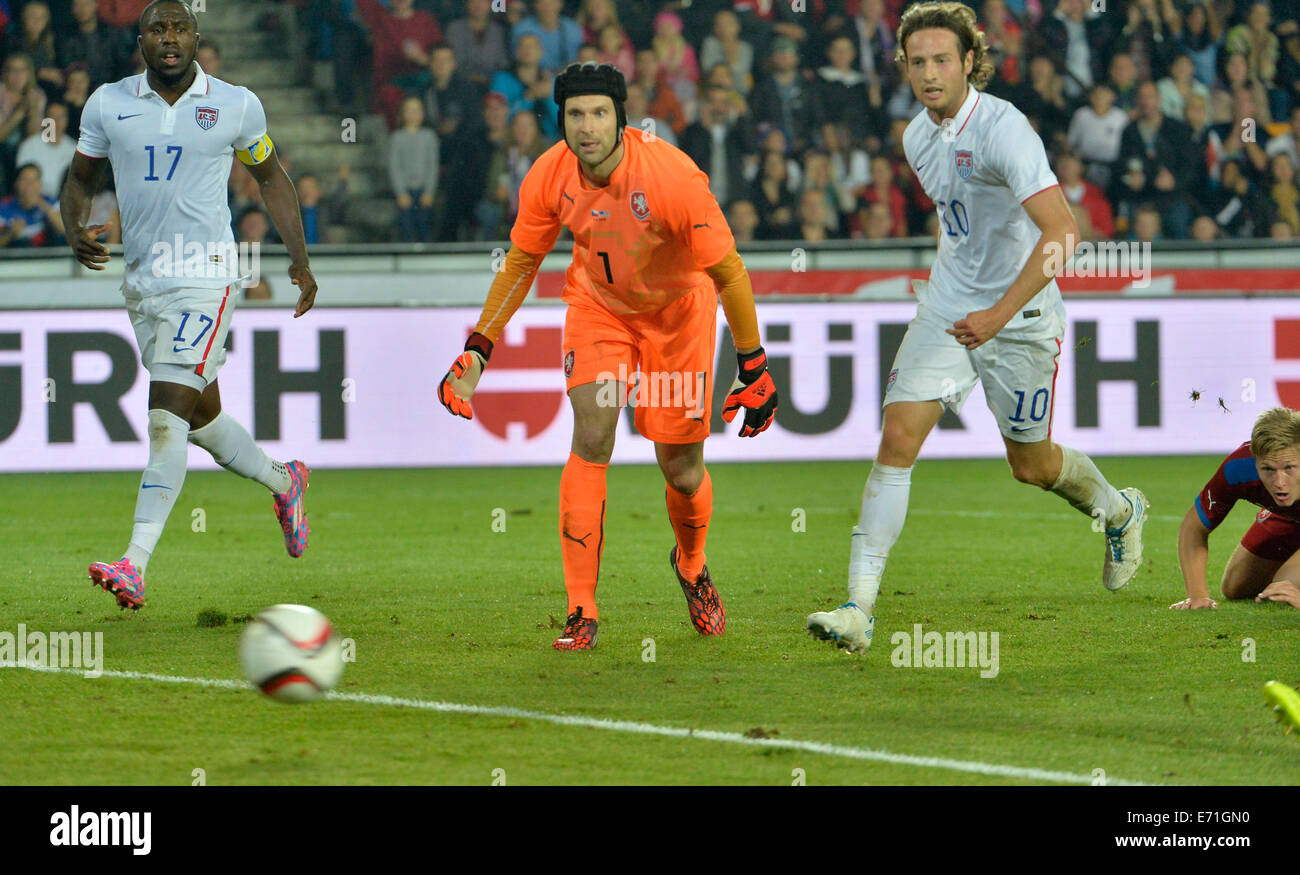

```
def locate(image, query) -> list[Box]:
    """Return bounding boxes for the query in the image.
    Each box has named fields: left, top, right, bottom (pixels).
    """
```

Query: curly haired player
left=439, top=62, right=777, bottom=651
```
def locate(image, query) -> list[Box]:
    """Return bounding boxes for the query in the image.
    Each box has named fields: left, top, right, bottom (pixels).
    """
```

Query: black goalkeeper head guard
left=554, top=62, right=628, bottom=148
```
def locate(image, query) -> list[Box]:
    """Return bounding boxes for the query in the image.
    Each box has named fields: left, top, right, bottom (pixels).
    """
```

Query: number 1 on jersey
left=596, top=250, right=613, bottom=284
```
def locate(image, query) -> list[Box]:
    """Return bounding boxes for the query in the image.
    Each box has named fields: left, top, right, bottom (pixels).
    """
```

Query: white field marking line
left=805, top=507, right=1185, bottom=524
left=16, top=664, right=1152, bottom=786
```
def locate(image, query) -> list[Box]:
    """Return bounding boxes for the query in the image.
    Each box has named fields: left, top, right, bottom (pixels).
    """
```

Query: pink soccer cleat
left=273, top=460, right=311, bottom=558
left=88, top=558, right=145, bottom=610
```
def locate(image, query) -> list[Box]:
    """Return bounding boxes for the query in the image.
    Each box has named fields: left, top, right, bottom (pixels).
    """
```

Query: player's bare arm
left=1171, top=506, right=1218, bottom=609
left=246, top=152, right=317, bottom=317
left=948, top=186, right=1077, bottom=350
left=439, top=245, right=548, bottom=420
left=59, top=151, right=112, bottom=271
left=1256, top=579, right=1300, bottom=608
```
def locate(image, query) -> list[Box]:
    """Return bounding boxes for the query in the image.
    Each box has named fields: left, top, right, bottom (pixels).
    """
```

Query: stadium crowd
left=2, top=0, right=1300, bottom=247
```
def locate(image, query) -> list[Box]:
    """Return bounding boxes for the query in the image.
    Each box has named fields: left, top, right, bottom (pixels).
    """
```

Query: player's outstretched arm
left=1256, top=580, right=1300, bottom=608
left=247, top=150, right=317, bottom=318
left=1171, top=506, right=1218, bottom=610
left=59, top=152, right=111, bottom=271
left=706, top=248, right=777, bottom=437
left=949, top=186, right=1078, bottom=350
left=439, top=245, right=546, bottom=421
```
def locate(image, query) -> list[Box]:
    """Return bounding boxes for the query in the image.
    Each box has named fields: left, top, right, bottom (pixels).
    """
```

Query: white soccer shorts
left=125, top=285, right=236, bottom=392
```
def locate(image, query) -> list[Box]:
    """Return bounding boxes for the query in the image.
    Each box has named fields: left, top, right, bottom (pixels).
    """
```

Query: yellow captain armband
left=235, top=133, right=274, bottom=166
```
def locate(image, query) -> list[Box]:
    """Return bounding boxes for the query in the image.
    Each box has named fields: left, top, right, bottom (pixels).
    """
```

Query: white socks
left=1050, top=445, right=1129, bottom=528
left=124, top=409, right=190, bottom=573
left=189, top=412, right=293, bottom=494
left=847, top=462, right=913, bottom=611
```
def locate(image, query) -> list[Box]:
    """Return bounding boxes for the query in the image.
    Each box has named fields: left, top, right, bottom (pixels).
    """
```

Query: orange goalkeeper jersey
left=510, top=126, right=736, bottom=317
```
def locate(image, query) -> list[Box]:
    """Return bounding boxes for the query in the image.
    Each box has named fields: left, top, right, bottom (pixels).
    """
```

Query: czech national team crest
left=630, top=190, right=651, bottom=220
left=195, top=106, right=219, bottom=130
left=955, top=149, right=974, bottom=179
left=564, top=350, right=575, bottom=378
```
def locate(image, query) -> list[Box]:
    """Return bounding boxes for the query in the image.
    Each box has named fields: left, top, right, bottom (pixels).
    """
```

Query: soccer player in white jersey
left=58, top=0, right=318, bottom=610
left=806, top=1, right=1148, bottom=653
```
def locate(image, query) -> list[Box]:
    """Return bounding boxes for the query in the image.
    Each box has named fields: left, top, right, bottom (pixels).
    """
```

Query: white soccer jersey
left=903, top=86, right=1065, bottom=339
left=76, top=64, right=274, bottom=296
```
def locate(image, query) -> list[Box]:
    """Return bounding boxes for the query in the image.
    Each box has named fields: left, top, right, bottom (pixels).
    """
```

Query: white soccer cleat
left=1103, top=487, right=1149, bottom=591
left=806, top=602, right=874, bottom=653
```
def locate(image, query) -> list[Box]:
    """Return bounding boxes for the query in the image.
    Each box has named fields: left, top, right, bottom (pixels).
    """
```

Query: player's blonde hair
left=1250, top=407, right=1300, bottom=459
left=894, top=1, right=995, bottom=89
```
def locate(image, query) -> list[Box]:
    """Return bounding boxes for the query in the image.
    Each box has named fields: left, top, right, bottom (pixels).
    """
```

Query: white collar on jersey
left=926, top=84, right=980, bottom=138
left=135, top=62, right=210, bottom=100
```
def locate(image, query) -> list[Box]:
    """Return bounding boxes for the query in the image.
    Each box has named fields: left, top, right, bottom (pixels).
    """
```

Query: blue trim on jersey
left=1224, top=457, right=1259, bottom=485
left=1194, top=495, right=1213, bottom=529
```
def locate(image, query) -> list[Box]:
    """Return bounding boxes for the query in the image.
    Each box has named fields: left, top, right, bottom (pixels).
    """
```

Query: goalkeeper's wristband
left=735, top=346, right=768, bottom=384
left=465, top=332, right=494, bottom=363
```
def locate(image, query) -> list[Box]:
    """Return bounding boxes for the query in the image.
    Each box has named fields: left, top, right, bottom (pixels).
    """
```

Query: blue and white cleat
left=806, top=602, right=874, bottom=653
left=1103, top=487, right=1148, bottom=591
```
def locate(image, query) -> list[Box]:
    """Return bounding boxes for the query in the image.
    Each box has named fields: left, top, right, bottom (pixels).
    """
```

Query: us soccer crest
left=195, top=106, right=219, bottom=130
left=955, top=149, right=973, bottom=179
left=630, top=190, right=650, bottom=220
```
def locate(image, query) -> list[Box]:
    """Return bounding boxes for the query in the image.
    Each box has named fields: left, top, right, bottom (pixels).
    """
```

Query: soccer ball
left=238, top=604, right=344, bottom=704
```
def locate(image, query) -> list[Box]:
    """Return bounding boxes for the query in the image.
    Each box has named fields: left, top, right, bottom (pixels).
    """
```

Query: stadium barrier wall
left=0, top=299, right=1296, bottom=471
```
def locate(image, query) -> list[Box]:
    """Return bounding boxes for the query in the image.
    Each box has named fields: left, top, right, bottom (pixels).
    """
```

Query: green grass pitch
left=2, top=456, right=1297, bottom=785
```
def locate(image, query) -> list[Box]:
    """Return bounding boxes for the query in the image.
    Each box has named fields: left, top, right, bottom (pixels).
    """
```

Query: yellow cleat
left=1263, top=681, right=1300, bottom=739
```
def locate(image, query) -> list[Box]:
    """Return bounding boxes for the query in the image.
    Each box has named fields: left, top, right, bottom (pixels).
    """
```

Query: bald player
left=439, top=62, right=777, bottom=651
left=60, top=0, right=317, bottom=610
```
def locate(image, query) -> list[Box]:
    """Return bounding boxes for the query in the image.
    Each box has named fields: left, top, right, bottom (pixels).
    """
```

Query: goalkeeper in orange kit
left=439, top=62, right=777, bottom=651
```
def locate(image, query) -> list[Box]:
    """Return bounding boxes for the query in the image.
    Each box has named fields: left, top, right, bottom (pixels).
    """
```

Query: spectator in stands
left=634, top=49, right=686, bottom=135
left=58, top=0, right=129, bottom=89
left=1225, top=1, right=1280, bottom=118
left=1015, top=55, right=1072, bottom=152
left=422, top=45, right=483, bottom=157
left=727, top=198, right=759, bottom=244
left=795, top=188, right=836, bottom=242
left=1266, top=105, right=1300, bottom=169
left=1056, top=152, right=1114, bottom=239
left=749, top=124, right=802, bottom=189
left=1190, top=213, right=1220, bottom=240
left=750, top=35, right=823, bottom=156
left=853, top=199, right=895, bottom=240
left=1213, top=51, right=1271, bottom=127
left=624, top=81, right=675, bottom=147
left=61, top=62, right=90, bottom=137
left=355, top=0, right=442, bottom=128
left=1115, top=80, right=1195, bottom=238
left=595, top=25, right=634, bottom=80
left=512, top=0, right=582, bottom=73
left=504, top=108, right=545, bottom=225
left=489, top=33, right=558, bottom=140
left=576, top=0, right=622, bottom=44
left=1115, top=0, right=1179, bottom=83
left=822, top=121, right=870, bottom=201
left=750, top=149, right=797, bottom=240
left=388, top=95, right=438, bottom=243
left=704, top=62, right=750, bottom=117
left=801, top=148, right=851, bottom=235
left=980, top=0, right=1023, bottom=88
left=681, top=84, right=754, bottom=208
left=1205, top=158, right=1269, bottom=237
left=445, top=0, right=509, bottom=86
left=16, top=100, right=74, bottom=198
left=1267, top=152, right=1300, bottom=236
left=1158, top=53, right=1210, bottom=122
left=816, top=34, right=874, bottom=143
left=1179, top=2, right=1221, bottom=88
left=850, top=0, right=897, bottom=98
left=1185, top=92, right=1222, bottom=206
left=296, top=174, right=324, bottom=245
left=700, top=9, right=753, bottom=96
left=236, top=207, right=272, bottom=245
left=1215, top=86, right=1271, bottom=178
left=576, top=44, right=599, bottom=65
left=1106, top=52, right=1140, bottom=117
left=0, top=163, right=64, bottom=247
left=305, top=0, right=368, bottom=114
left=196, top=37, right=221, bottom=80
left=1276, top=22, right=1300, bottom=119
left=1068, top=83, right=1128, bottom=191
left=862, top=154, right=907, bottom=238
left=5, top=2, right=63, bottom=98
left=470, top=92, right=513, bottom=241
left=0, top=54, right=45, bottom=189
left=1130, top=203, right=1162, bottom=241
left=652, top=10, right=699, bottom=123
left=1038, top=0, right=1105, bottom=101
left=96, top=0, right=149, bottom=30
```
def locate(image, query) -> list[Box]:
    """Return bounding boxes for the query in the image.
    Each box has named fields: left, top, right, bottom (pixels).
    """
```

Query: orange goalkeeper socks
left=559, top=452, right=608, bottom=619
left=666, top=469, right=712, bottom=581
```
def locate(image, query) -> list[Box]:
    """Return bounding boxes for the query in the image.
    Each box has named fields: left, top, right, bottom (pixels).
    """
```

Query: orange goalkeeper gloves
left=438, top=332, right=493, bottom=420
left=721, top=346, right=778, bottom=437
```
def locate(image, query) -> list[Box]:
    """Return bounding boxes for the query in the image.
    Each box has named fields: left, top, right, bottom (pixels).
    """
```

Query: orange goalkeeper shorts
left=562, top=285, right=717, bottom=444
